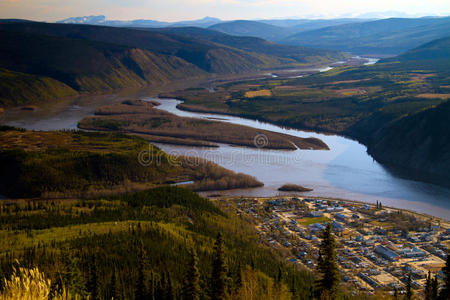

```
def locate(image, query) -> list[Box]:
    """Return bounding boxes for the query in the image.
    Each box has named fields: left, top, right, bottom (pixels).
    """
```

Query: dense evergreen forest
left=0, top=127, right=262, bottom=198
left=0, top=186, right=317, bottom=299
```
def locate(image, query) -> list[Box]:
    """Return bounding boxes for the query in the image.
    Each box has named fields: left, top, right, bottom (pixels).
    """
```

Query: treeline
left=0, top=187, right=317, bottom=299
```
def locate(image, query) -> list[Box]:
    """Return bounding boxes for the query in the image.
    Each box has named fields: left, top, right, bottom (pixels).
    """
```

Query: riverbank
left=78, top=99, right=329, bottom=151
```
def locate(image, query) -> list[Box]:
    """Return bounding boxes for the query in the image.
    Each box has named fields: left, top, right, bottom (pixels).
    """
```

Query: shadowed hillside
left=144, top=26, right=348, bottom=64
left=368, top=100, right=450, bottom=186
left=281, top=17, right=450, bottom=54
left=0, top=22, right=296, bottom=74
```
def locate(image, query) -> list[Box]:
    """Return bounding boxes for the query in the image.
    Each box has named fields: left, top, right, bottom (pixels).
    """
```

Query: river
left=151, top=99, right=450, bottom=220
left=1, top=61, right=449, bottom=219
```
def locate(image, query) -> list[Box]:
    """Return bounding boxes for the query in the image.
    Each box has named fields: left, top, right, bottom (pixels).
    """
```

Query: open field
left=244, top=89, right=272, bottom=98
left=416, top=93, right=450, bottom=99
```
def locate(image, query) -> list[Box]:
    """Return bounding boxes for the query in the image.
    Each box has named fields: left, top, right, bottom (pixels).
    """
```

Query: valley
left=0, top=13, right=449, bottom=300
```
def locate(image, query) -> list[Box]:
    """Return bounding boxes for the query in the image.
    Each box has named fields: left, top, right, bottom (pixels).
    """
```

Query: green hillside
left=0, top=30, right=203, bottom=93
left=208, top=20, right=296, bottom=40
left=146, top=27, right=348, bottom=64
left=0, top=68, right=77, bottom=106
left=167, top=37, right=450, bottom=186
left=0, top=186, right=320, bottom=299
left=281, top=17, right=450, bottom=55
left=0, top=129, right=263, bottom=198
left=0, top=22, right=295, bottom=74
left=382, top=36, right=450, bottom=61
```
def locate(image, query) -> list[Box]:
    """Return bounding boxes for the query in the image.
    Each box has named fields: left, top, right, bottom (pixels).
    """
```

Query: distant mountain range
left=57, top=15, right=222, bottom=28
left=55, top=15, right=450, bottom=55
left=280, top=17, right=450, bottom=55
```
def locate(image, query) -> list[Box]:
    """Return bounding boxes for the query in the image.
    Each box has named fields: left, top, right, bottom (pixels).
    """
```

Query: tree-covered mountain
left=368, top=100, right=450, bottom=186
left=166, top=36, right=450, bottom=186
left=260, top=18, right=372, bottom=32
left=145, top=26, right=348, bottom=64
left=0, top=21, right=346, bottom=107
left=208, top=20, right=296, bottom=41
left=281, top=17, right=450, bottom=55
left=382, top=36, right=450, bottom=61
left=0, top=29, right=204, bottom=89
left=363, top=37, right=450, bottom=185
left=0, top=22, right=294, bottom=74
left=57, top=15, right=222, bottom=28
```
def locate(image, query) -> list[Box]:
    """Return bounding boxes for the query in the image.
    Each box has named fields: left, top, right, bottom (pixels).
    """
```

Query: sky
left=0, top=0, right=449, bottom=22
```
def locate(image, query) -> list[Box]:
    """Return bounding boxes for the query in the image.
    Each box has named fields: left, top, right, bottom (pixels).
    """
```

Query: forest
left=0, top=186, right=318, bottom=299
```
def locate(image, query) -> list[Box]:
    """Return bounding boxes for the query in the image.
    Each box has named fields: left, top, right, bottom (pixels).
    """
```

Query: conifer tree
left=211, top=233, right=229, bottom=300
left=166, top=272, right=175, bottom=300
left=432, top=276, right=439, bottom=300
left=183, top=249, right=201, bottom=300
left=440, top=253, right=450, bottom=300
left=425, top=271, right=432, bottom=300
left=316, top=222, right=339, bottom=298
left=135, top=241, right=148, bottom=300
left=87, top=257, right=98, bottom=300
left=406, top=273, right=413, bottom=300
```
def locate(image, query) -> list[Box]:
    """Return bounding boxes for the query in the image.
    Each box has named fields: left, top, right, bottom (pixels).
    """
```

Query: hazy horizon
left=1, top=0, right=449, bottom=23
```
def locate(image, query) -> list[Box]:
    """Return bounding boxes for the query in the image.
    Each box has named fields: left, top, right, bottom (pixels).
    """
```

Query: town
left=216, top=196, right=450, bottom=296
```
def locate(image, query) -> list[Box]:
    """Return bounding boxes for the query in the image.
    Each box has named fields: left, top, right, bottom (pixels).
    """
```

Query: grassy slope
left=281, top=17, right=450, bottom=54
left=0, top=68, right=77, bottom=106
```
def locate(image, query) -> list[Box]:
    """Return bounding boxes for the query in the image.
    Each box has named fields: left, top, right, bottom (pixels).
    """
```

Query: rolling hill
left=57, top=15, right=222, bottom=28
left=208, top=20, right=296, bottom=41
left=281, top=17, right=450, bottom=55
left=0, top=29, right=203, bottom=93
left=0, top=21, right=298, bottom=74
left=368, top=100, right=450, bottom=186
left=144, top=26, right=348, bottom=64
left=382, top=36, right=450, bottom=61
left=0, top=21, right=348, bottom=107
left=363, top=37, right=450, bottom=185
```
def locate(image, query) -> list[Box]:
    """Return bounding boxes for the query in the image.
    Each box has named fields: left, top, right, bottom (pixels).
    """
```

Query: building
left=375, top=245, right=399, bottom=261
left=331, top=221, right=345, bottom=232
left=335, top=213, right=348, bottom=222
left=309, top=211, right=323, bottom=217
left=397, top=247, right=427, bottom=258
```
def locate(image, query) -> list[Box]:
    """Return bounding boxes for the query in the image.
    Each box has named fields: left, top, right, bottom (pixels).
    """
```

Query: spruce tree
left=425, top=271, right=432, bottom=300
left=166, top=272, right=175, bottom=300
left=440, top=253, right=450, bottom=300
left=87, top=257, right=98, bottom=300
left=406, top=272, right=413, bottom=300
left=183, top=249, right=201, bottom=300
left=432, top=276, right=438, bottom=300
left=135, top=241, right=148, bottom=300
left=316, top=222, right=339, bottom=298
left=211, top=233, right=229, bottom=300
